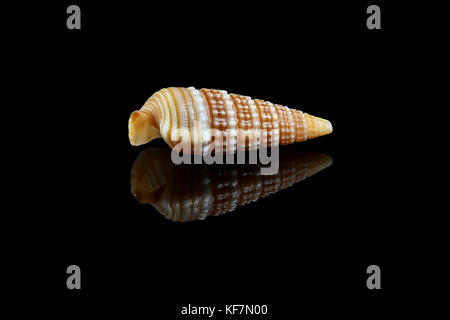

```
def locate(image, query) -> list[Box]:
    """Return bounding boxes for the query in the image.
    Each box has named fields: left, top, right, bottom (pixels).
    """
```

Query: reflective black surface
left=11, top=1, right=434, bottom=317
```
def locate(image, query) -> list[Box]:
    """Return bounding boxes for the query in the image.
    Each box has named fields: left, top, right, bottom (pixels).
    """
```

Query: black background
left=8, top=0, right=441, bottom=317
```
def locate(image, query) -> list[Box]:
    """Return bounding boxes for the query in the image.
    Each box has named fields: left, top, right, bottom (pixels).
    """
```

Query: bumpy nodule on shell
left=131, top=147, right=333, bottom=222
left=128, top=87, right=332, bottom=151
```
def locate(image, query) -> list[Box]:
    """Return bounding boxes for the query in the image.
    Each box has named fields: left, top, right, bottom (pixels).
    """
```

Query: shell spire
left=128, top=87, right=332, bottom=151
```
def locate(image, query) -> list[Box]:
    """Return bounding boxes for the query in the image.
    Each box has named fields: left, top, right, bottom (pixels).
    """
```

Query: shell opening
left=128, top=110, right=161, bottom=146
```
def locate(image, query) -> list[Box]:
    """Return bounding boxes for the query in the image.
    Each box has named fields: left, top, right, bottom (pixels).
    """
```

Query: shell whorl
left=128, top=87, right=333, bottom=150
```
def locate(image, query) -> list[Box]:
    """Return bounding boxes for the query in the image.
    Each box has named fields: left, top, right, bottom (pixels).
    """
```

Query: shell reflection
left=131, top=148, right=332, bottom=222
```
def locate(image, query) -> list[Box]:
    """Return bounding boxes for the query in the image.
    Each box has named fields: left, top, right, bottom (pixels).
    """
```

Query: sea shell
left=131, top=147, right=332, bottom=222
left=128, top=87, right=332, bottom=152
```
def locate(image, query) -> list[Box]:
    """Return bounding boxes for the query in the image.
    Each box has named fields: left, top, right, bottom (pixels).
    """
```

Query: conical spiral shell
left=131, top=147, right=332, bottom=222
left=129, top=87, right=332, bottom=152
